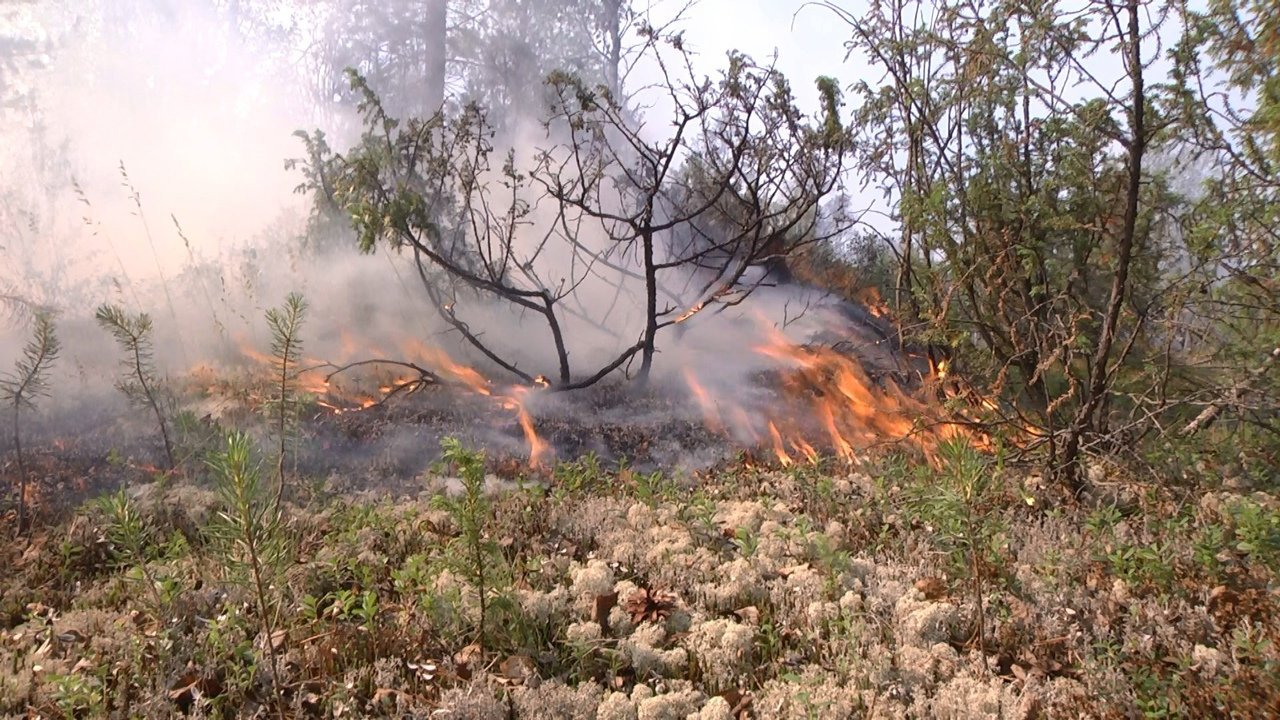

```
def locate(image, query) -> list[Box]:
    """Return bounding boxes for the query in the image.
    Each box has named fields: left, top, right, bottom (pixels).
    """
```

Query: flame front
left=228, top=310, right=986, bottom=471
left=505, top=386, right=550, bottom=468
left=231, top=333, right=549, bottom=468
left=683, top=321, right=983, bottom=465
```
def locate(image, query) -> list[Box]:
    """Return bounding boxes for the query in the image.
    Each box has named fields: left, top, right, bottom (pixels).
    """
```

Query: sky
left=682, top=0, right=861, bottom=113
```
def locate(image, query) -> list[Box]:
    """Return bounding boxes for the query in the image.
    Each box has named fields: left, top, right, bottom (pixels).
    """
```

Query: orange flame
left=503, top=386, right=549, bottom=468
left=680, top=315, right=993, bottom=465
left=684, top=369, right=724, bottom=433
left=767, top=421, right=793, bottom=466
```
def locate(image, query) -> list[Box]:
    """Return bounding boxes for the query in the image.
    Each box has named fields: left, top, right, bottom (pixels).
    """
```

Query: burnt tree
left=297, top=29, right=851, bottom=389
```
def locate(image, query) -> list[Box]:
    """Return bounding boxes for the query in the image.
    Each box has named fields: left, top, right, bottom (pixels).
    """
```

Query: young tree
left=538, top=37, right=852, bottom=380
left=1162, top=0, right=1280, bottom=467
left=821, top=0, right=1180, bottom=485
left=265, top=292, right=307, bottom=514
left=2, top=312, right=59, bottom=535
left=96, top=304, right=176, bottom=470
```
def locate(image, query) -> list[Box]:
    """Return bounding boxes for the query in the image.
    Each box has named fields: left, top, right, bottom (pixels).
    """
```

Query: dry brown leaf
left=719, top=687, right=753, bottom=718
left=915, top=576, right=947, bottom=600
left=623, top=587, right=678, bottom=624
left=499, top=654, right=538, bottom=685
left=372, top=687, right=399, bottom=704
left=778, top=563, right=811, bottom=579
left=594, top=591, right=619, bottom=632
left=454, top=643, right=483, bottom=667
left=270, top=629, right=288, bottom=651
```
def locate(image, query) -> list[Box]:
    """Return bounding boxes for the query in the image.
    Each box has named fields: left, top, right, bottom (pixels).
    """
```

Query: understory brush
left=0, top=440, right=1277, bottom=718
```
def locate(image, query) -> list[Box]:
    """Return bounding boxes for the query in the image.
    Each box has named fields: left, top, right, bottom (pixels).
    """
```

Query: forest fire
left=225, top=308, right=982, bottom=471
left=230, top=331, right=554, bottom=467
left=682, top=320, right=982, bottom=466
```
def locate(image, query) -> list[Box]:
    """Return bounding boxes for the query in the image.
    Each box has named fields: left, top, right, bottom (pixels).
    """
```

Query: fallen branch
left=1180, top=347, right=1280, bottom=436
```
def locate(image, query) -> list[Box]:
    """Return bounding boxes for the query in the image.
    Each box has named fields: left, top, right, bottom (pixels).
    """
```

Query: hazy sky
left=0, top=0, right=873, bottom=302
left=683, top=1, right=859, bottom=112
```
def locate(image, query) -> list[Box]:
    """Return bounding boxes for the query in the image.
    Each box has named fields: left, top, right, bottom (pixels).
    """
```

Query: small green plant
left=906, top=439, right=1006, bottom=666
left=1229, top=498, right=1280, bottom=572
left=1192, top=522, right=1228, bottom=576
left=1086, top=504, right=1124, bottom=535
left=205, top=432, right=290, bottom=717
left=431, top=437, right=507, bottom=648
left=265, top=291, right=307, bottom=515
left=552, top=452, right=606, bottom=496
left=95, top=490, right=181, bottom=609
left=95, top=304, right=175, bottom=469
left=1106, top=542, right=1175, bottom=590
left=631, top=468, right=674, bottom=507
left=46, top=671, right=106, bottom=717
left=1, top=311, right=59, bottom=535
left=731, top=526, right=760, bottom=557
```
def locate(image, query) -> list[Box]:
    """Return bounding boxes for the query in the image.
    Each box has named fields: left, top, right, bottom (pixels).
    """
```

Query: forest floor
left=3, top=404, right=1280, bottom=718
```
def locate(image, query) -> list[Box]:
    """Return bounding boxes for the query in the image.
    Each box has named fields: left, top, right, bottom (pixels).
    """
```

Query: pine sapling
left=1, top=312, right=60, bottom=535
left=95, top=304, right=175, bottom=470
left=431, top=438, right=504, bottom=647
left=265, top=292, right=307, bottom=515
left=206, top=432, right=290, bottom=717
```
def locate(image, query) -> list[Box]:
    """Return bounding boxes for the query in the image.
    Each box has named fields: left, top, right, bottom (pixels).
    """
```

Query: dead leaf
left=454, top=643, right=482, bottom=680
left=594, top=591, right=619, bottom=632
left=454, top=643, right=482, bottom=667
left=623, top=586, right=678, bottom=624
left=499, top=655, right=538, bottom=686
left=915, top=576, right=947, bottom=600
left=168, top=667, right=223, bottom=707
left=57, top=629, right=87, bottom=645
left=372, top=687, right=399, bottom=704
left=719, top=687, right=753, bottom=718
left=168, top=669, right=200, bottom=702
left=778, top=563, right=811, bottom=579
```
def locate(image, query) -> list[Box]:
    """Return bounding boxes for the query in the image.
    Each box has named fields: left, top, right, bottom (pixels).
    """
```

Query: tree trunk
left=602, top=0, right=623, bottom=99
left=638, top=229, right=659, bottom=382
left=1059, top=0, right=1146, bottom=487
left=425, top=0, right=448, bottom=112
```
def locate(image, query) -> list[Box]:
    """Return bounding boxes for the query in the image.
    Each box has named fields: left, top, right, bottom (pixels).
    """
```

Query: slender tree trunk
left=133, top=344, right=174, bottom=471
left=425, top=0, right=448, bottom=112
left=248, top=536, right=286, bottom=720
left=638, top=229, right=659, bottom=382
left=602, top=0, right=623, bottom=98
left=13, top=405, right=27, bottom=536
left=1060, top=0, right=1146, bottom=486
left=274, top=335, right=294, bottom=515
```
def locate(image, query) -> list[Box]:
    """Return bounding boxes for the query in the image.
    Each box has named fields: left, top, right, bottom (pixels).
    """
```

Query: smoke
left=0, top=1, right=885, bottom=475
